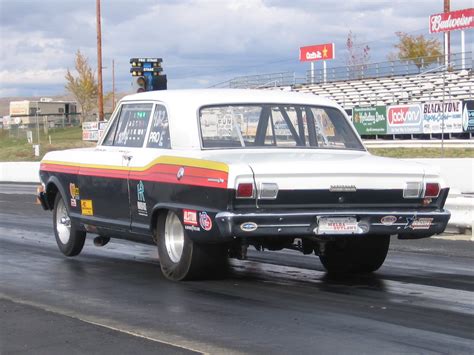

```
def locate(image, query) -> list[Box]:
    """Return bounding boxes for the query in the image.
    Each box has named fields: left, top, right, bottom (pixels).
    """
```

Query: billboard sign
left=9, top=101, right=29, bottom=116
left=462, top=100, right=474, bottom=132
left=82, top=121, right=108, bottom=141
left=422, top=100, right=463, bottom=134
left=353, top=106, right=387, bottom=135
left=299, top=43, right=335, bottom=62
left=429, top=8, right=474, bottom=33
left=387, top=104, right=423, bottom=134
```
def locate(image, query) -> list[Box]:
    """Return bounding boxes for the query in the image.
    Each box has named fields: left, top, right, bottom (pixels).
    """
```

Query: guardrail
left=445, top=195, right=474, bottom=237
left=364, top=140, right=474, bottom=149
left=307, top=51, right=473, bottom=84
left=210, top=51, right=472, bottom=89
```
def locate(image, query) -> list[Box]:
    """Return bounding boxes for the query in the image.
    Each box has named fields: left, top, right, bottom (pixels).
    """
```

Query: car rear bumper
left=215, top=209, right=451, bottom=239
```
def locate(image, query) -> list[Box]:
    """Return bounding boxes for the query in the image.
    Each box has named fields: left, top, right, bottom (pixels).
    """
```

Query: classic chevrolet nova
left=38, top=89, right=450, bottom=281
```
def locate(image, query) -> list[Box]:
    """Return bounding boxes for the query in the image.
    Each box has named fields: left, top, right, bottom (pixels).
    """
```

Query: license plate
left=315, top=217, right=358, bottom=235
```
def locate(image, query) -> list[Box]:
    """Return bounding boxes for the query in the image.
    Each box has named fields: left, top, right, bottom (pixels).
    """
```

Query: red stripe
left=41, top=163, right=228, bottom=189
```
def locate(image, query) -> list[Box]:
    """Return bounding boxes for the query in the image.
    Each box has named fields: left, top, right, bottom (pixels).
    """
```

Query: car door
left=127, top=103, right=171, bottom=235
left=78, top=102, right=153, bottom=232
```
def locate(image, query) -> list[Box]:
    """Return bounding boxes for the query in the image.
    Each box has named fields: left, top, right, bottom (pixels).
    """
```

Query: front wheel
left=53, top=193, right=86, bottom=256
left=319, top=235, right=390, bottom=273
left=157, top=211, right=228, bottom=281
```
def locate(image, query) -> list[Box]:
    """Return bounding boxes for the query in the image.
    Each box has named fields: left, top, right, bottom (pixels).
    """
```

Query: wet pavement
left=1, top=190, right=473, bottom=354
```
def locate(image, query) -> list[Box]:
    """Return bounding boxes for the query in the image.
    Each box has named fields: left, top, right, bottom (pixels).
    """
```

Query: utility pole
left=112, top=59, right=116, bottom=111
left=96, top=0, right=104, bottom=121
left=444, top=0, right=450, bottom=68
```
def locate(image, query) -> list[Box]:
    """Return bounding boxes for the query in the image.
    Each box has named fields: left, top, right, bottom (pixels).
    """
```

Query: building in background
left=8, top=98, right=78, bottom=128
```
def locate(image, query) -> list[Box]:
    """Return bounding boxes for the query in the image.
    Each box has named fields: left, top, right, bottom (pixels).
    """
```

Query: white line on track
left=0, top=293, right=242, bottom=355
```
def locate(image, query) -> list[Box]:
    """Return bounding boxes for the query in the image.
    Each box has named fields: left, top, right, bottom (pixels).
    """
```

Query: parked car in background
left=38, top=89, right=450, bottom=281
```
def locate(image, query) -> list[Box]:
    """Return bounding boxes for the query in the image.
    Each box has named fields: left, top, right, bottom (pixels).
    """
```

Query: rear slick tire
left=53, top=193, right=86, bottom=257
left=319, top=235, right=390, bottom=274
left=157, top=211, right=228, bottom=281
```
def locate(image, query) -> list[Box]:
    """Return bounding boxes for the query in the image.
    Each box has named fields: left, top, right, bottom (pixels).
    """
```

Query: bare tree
left=391, top=32, right=442, bottom=71
left=65, top=50, right=98, bottom=123
left=346, top=30, right=370, bottom=78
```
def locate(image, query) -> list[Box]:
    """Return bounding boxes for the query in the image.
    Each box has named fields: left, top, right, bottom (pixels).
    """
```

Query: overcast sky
left=0, top=0, right=472, bottom=97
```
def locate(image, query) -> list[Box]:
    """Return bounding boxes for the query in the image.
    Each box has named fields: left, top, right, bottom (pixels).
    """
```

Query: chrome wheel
left=164, top=212, right=184, bottom=263
left=55, top=197, right=71, bottom=244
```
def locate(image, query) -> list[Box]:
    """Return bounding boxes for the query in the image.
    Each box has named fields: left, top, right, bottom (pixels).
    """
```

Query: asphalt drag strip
left=0, top=298, right=199, bottom=355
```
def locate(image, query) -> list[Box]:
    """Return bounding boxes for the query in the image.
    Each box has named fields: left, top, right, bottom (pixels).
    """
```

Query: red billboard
left=429, top=8, right=474, bottom=33
left=299, top=43, right=335, bottom=62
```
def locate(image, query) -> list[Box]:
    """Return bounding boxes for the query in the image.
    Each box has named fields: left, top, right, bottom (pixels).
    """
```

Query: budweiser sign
left=429, top=8, right=474, bottom=33
left=299, top=43, right=335, bottom=62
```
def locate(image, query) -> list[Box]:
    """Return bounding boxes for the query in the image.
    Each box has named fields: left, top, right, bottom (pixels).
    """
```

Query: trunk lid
left=205, top=149, right=429, bottom=209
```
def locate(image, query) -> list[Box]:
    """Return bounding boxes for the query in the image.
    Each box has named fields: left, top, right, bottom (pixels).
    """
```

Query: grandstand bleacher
left=213, top=52, right=473, bottom=140
left=294, top=69, right=472, bottom=110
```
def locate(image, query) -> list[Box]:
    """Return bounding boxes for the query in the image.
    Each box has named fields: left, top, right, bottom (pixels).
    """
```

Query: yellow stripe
left=41, top=155, right=229, bottom=173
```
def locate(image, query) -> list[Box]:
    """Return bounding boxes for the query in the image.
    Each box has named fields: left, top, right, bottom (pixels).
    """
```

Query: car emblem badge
left=329, top=185, right=357, bottom=192
left=177, top=167, right=185, bottom=180
left=240, top=222, right=258, bottom=232
left=381, top=215, right=397, bottom=226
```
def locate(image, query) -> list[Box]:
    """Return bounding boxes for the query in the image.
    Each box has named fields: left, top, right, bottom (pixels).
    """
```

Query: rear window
left=199, top=104, right=363, bottom=150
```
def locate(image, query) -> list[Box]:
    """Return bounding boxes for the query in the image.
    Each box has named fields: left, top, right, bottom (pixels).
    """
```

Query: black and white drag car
left=38, top=89, right=450, bottom=281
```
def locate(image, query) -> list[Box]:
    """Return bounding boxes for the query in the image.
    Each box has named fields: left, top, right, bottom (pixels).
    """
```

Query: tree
left=346, top=31, right=370, bottom=78
left=65, top=50, right=98, bottom=122
left=391, top=32, right=442, bottom=70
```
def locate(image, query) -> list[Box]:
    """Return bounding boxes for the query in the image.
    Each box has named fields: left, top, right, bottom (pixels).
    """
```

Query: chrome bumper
left=215, top=209, right=451, bottom=239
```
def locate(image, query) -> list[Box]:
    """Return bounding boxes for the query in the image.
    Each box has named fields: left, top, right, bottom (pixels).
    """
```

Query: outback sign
left=387, top=104, right=423, bottom=134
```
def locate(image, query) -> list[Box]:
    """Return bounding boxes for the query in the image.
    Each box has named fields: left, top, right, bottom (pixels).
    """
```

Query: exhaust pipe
left=93, top=236, right=110, bottom=247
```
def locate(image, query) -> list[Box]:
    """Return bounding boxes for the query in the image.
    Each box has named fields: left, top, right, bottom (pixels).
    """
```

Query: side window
left=103, top=103, right=153, bottom=147
left=147, top=105, right=170, bottom=148
left=102, top=109, right=120, bottom=146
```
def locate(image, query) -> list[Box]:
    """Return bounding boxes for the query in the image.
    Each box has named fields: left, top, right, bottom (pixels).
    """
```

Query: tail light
left=424, top=183, right=440, bottom=198
left=403, top=182, right=422, bottom=198
left=236, top=183, right=254, bottom=198
left=258, top=183, right=279, bottom=199
left=403, top=182, right=440, bottom=199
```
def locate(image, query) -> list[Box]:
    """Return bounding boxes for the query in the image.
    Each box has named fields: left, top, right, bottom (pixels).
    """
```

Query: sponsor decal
left=184, top=225, right=201, bottom=232
left=240, top=222, right=258, bottom=232
left=81, top=200, right=94, bottom=216
left=381, top=215, right=397, bottom=226
left=299, top=43, right=335, bottom=62
left=429, top=8, right=474, bottom=33
left=404, top=216, right=433, bottom=230
left=422, top=100, right=463, bottom=134
left=353, top=106, right=387, bottom=135
left=70, top=198, right=77, bottom=207
left=387, top=105, right=423, bottom=134
left=69, top=183, right=80, bottom=199
left=183, top=209, right=198, bottom=226
left=137, top=180, right=148, bottom=217
left=199, top=212, right=213, bottom=231
left=411, top=217, right=434, bottom=230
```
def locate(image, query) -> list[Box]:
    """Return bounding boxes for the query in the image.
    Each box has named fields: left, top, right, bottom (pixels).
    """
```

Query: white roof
left=119, top=89, right=344, bottom=149
left=122, top=88, right=339, bottom=107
